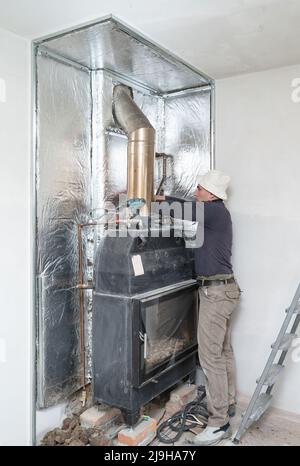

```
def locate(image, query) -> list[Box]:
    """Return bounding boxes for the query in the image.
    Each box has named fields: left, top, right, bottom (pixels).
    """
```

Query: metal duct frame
left=35, top=14, right=213, bottom=89
left=32, top=14, right=215, bottom=425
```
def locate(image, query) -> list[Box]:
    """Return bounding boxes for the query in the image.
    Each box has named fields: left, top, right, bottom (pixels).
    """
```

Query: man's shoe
left=191, top=422, right=232, bottom=446
left=228, top=404, right=236, bottom=418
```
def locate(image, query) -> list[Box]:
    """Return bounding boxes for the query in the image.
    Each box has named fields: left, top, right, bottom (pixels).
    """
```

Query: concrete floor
left=152, top=399, right=300, bottom=446
left=223, top=402, right=300, bottom=446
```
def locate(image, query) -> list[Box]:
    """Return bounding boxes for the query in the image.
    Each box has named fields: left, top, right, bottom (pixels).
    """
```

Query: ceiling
left=0, top=0, right=300, bottom=79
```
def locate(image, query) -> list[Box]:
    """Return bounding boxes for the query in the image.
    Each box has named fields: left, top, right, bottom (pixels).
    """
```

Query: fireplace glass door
left=135, top=284, right=198, bottom=385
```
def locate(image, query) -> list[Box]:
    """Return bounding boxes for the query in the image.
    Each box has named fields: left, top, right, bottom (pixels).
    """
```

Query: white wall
left=216, top=64, right=300, bottom=414
left=1, top=18, right=300, bottom=447
left=0, top=27, right=32, bottom=445
left=36, top=403, right=66, bottom=444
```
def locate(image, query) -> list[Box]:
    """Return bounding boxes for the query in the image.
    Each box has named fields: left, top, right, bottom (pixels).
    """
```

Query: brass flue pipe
left=113, top=85, right=155, bottom=214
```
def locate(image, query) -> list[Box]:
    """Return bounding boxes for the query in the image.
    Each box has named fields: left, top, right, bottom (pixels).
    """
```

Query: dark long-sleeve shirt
left=166, top=196, right=233, bottom=277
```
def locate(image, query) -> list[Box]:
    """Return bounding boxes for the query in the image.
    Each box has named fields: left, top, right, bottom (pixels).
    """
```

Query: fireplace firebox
left=93, top=231, right=198, bottom=425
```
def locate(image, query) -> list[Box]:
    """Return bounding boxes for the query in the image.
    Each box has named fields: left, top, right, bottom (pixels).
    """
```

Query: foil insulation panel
left=35, top=17, right=213, bottom=407
left=39, top=17, right=210, bottom=93
left=163, top=92, right=211, bottom=198
left=36, top=55, right=91, bottom=407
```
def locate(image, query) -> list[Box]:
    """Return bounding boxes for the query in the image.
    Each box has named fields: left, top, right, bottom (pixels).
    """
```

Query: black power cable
left=156, top=387, right=208, bottom=444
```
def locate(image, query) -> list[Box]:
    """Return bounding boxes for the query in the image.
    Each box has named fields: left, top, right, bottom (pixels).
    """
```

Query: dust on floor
left=152, top=401, right=300, bottom=447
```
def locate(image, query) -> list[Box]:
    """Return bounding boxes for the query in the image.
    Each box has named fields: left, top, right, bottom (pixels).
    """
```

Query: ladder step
left=286, top=305, right=300, bottom=314
left=248, top=393, right=273, bottom=423
left=256, top=364, right=284, bottom=385
left=271, top=333, right=296, bottom=351
left=234, top=285, right=300, bottom=443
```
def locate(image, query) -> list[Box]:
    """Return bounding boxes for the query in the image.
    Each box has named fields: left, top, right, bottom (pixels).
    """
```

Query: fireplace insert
left=93, top=232, right=198, bottom=425
left=134, top=283, right=198, bottom=386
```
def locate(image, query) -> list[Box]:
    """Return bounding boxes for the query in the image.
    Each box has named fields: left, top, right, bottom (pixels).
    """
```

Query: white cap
left=197, top=170, right=230, bottom=200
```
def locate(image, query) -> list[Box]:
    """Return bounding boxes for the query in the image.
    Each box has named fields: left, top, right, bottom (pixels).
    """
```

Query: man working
left=156, top=169, right=241, bottom=446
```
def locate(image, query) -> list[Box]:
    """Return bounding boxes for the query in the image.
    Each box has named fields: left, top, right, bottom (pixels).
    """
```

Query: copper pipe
left=155, top=152, right=168, bottom=195
left=77, top=224, right=86, bottom=389
left=113, top=85, right=155, bottom=214
left=76, top=283, right=93, bottom=290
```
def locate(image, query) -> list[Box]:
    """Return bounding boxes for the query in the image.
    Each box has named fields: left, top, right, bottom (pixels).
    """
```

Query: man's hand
left=154, top=195, right=166, bottom=201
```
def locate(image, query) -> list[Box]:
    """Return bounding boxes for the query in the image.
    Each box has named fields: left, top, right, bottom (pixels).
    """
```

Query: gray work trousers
left=198, top=282, right=241, bottom=427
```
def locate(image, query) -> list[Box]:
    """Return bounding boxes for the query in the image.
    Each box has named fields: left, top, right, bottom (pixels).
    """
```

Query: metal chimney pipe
left=113, top=85, right=155, bottom=214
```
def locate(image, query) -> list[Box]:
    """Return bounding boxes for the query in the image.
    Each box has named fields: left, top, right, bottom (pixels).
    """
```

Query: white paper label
left=132, top=254, right=144, bottom=276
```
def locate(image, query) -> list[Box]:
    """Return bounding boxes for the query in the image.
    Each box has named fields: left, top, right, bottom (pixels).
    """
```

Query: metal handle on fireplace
left=139, top=331, right=148, bottom=359
left=144, top=333, right=147, bottom=359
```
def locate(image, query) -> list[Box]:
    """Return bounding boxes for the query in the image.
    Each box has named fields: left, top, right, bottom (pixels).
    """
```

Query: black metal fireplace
left=92, top=231, right=198, bottom=425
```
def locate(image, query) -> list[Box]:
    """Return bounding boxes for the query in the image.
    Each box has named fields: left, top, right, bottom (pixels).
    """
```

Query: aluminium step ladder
left=233, top=283, right=300, bottom=444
